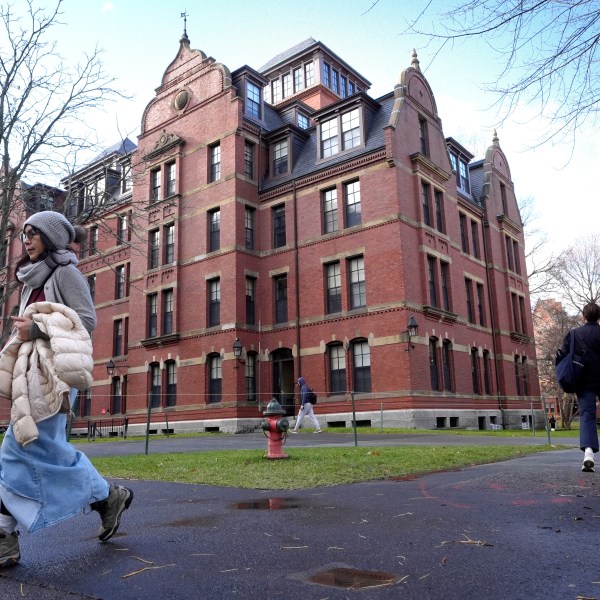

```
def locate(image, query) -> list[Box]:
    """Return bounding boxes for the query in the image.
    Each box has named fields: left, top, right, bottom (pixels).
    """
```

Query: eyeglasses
left=20, top=228, right=40, bottom=243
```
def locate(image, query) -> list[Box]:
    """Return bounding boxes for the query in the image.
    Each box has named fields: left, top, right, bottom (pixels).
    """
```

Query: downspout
left=292, top=181, right=301, bottom=378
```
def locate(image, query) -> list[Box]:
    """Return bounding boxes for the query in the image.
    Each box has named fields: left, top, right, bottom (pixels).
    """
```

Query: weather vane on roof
left=181, top=10, right=188, bottom=37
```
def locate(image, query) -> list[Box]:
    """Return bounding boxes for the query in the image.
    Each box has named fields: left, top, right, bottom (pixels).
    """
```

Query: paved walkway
left=0, top=434, right=596, bottom=600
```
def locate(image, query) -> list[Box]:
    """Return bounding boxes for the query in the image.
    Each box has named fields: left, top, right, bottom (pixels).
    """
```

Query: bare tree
left=0, top=0, right=124, bottom=339
left=533, top=298, right=580, bottom=429
left=401, top=0, right=600, bottom=145
left=518, top=195, right=562, bottom=300
left=551, top=234, right=600, bottom=315
left=0, top=0, right=123, bottom=268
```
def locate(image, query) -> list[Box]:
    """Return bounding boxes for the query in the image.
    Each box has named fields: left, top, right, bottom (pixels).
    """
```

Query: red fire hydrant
left=261, top=399, right=290, bottom=460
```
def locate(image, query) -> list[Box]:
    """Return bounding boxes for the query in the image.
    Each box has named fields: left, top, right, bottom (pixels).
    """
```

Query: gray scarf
left=17, top=250, right=79, bottom=290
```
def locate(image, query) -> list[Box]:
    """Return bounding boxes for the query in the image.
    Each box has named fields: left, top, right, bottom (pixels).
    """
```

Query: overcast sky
left=16, top=0, right=598, bottom=261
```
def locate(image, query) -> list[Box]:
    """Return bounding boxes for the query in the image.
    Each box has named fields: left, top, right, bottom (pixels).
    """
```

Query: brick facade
left=12, top=36, right=542, bottom=433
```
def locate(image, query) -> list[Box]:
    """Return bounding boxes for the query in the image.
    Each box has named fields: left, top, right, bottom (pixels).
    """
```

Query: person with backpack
left=557, top=302, right=600, bottom=472
left=290, top=376, right=322, bottom=433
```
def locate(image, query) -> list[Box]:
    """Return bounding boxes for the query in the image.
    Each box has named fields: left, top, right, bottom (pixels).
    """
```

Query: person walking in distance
left=0, top=211, right=133, bottom=568
left=557, top=302, right=600, bottom=472
left=290, top=376, right=322, bottom=433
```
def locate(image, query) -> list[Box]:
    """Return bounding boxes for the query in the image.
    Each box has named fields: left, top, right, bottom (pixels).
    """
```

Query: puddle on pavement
left=309, top=567, right=398, bottom=589
left=231, top=498, right=300, bottom=510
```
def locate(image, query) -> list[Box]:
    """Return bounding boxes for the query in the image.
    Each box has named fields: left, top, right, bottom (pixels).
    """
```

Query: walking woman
left=0, top=211, right=133, bottom=567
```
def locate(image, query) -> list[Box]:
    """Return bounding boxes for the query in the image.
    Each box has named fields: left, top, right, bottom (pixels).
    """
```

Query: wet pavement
left=1, top=434, right=597, bottom=600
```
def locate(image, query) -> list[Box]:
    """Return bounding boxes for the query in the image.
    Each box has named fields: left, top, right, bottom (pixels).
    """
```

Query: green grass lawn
left=90, top=445, right=564, bottom=490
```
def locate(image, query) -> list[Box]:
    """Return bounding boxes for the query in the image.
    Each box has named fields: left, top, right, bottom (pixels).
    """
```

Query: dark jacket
left=297, top=376, right=309, bottom=406
left=558, top=322, right=600, bottom=390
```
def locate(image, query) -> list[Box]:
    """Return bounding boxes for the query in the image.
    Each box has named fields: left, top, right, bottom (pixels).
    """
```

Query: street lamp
left=233, top=338, right=245, bottom=365
left=404, top=316, right=419, bottom=351
left=106, top=359, right=116, bottom=376
left=106, top=358, right=129, bottom=376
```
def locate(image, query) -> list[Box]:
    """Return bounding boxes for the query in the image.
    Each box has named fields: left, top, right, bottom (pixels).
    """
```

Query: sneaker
left=314, top=430, right=322, bottom=433
left=289, top=430, right=298, bottom=434
left=92, top=485, right=133, bottom=542
left=0, top=530, right=19, bottom=568
left=583, top=449, right=595, bottom=472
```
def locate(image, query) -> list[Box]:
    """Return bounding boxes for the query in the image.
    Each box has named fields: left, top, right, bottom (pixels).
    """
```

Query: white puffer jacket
left=0, top=302, right=94, bottom=446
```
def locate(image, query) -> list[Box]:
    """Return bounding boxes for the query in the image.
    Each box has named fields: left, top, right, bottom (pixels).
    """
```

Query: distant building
left=10, top=35, right=542, bottom=433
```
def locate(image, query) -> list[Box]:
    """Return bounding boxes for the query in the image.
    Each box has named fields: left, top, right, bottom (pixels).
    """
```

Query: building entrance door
left=271, top=348, right=295, bottom=416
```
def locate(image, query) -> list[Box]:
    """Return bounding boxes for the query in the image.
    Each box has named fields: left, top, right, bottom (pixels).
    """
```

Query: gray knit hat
left=24, top=211, right=75, bottom=250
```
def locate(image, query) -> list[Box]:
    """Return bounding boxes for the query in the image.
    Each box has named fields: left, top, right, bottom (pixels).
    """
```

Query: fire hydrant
left=261, top=399, right=289, bottom=459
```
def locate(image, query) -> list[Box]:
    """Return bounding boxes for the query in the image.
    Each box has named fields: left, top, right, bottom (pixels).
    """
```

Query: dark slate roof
left=469, top=159, right=485, bottom=205
left=259, top=38, right=318, bottom=73
left=88, top=138, right=137, bottom=165
left=261, top=94, right=393, bottom=192
left=263, top=104, right=286, bottom=132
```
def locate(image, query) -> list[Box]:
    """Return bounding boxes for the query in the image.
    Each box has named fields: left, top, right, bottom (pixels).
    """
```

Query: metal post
left=351, top=391, right=358, bottom=447
left=531, top=400, right=535, bottom=437
left=145, top=393, right=152, bottom=455
left=381, top=403, right=384, bottom=432
left=541, top=394, right=552, bottom=445
left=165, top=410, right=170, bottom=437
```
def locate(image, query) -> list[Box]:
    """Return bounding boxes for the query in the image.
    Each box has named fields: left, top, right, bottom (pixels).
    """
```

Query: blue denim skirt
left=0, top=403, right=109, bottom=532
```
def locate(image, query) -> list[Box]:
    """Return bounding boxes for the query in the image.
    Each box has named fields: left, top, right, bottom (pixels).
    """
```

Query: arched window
left=514, top=355, right=522, bottom=395
left=351, top=339, right=371, bottom=393
left=429, top=337, right=440, bottom=391
left=208, top=354, right=222, bottom=403
left=111, top=377, right=122, bottom=414
left=165, top=360, right=177, bottom=407
left=483, top=350, right=492, bottom=395
left=471, top=348, right=480, bottom=394
left=442, top=339, right=453, bottom=392
left=150, top=362, right=161, bottom=408
left=328, top=343, right=346, bottom=394
left=245, top=352, right=257, bottom=401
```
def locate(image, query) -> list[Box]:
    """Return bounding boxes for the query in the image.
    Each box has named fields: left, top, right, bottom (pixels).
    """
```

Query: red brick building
left=10, top=35, right=542, bottom=433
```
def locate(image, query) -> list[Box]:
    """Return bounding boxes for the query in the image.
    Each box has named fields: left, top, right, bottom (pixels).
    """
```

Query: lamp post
left=106, top=358, right=116, bottom=377
left=404, top=315, right=419, bottom=351
left=233, top=338, right=245, bottom=367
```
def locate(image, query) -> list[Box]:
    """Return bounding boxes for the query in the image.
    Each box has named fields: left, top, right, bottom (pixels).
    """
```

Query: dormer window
left=320, top=107, right=361, bottom=159
left=449, top=151, right=471, bottom=195
left=273, top=139, right=289, bottom=175
left=246, top=81, right=261, bottom=119
left=458, top=160, right=470, bottom=194
left=321, top=118, right=338, bottom=157
left=298, top=113, right=309, bottom=130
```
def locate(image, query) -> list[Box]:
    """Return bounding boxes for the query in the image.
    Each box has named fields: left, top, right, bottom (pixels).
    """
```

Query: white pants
left=293, top=402, right=320, bottom=431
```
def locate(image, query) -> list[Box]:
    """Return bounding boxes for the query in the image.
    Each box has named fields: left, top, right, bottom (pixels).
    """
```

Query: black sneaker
left=0, top=530, right=19, bottom=568
left=92, top=485, right=133, bottom=542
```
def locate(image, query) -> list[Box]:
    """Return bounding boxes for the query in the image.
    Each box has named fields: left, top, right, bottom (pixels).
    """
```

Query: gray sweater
left=20, top=264, right=96, bottom=334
